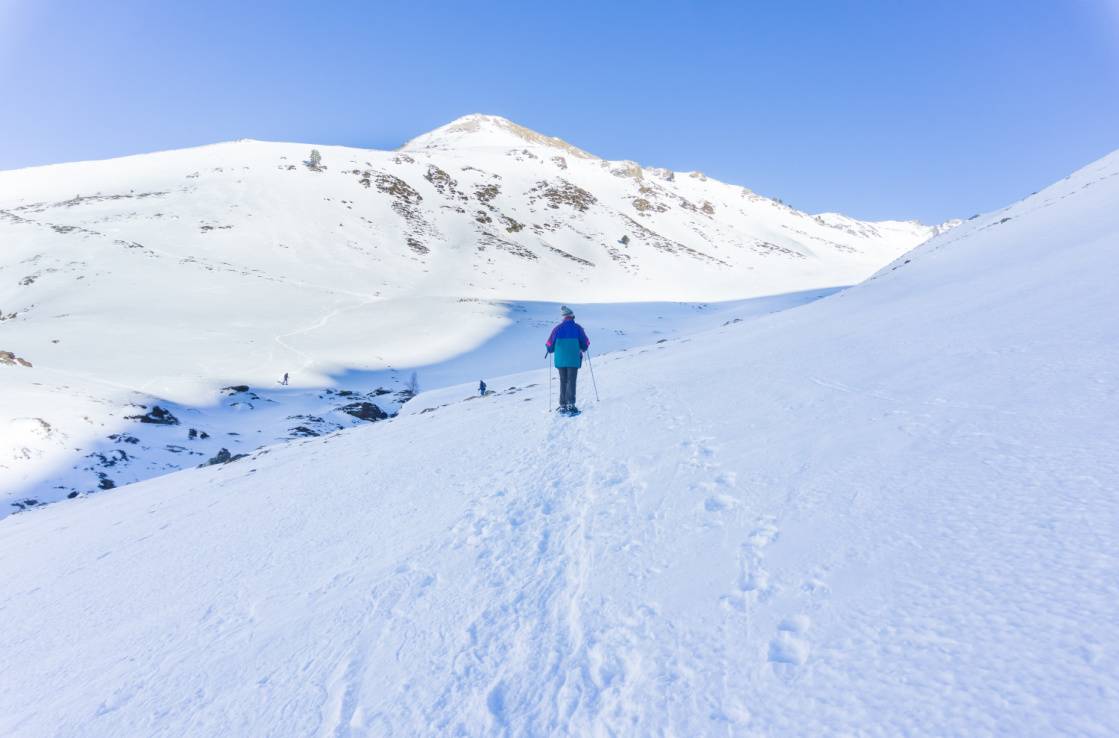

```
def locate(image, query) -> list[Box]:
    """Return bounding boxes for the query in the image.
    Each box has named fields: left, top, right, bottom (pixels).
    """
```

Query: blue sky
left=2, top=0, right=1116, bottom=222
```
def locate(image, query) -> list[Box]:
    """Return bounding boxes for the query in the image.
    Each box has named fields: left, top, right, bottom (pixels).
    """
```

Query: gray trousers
left=557, top=367, right=578, bottom=406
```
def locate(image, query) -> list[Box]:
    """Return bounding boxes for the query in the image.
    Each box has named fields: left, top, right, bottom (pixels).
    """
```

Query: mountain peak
left=400, top=114, right=598, bottom=159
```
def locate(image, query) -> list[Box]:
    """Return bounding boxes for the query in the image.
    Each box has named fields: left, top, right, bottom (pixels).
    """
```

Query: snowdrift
left=1, top=152, right=1116, bottom=736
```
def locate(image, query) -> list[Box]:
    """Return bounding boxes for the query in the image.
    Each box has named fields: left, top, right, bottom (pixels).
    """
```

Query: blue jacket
left=546, top=318, right=589, bottom=368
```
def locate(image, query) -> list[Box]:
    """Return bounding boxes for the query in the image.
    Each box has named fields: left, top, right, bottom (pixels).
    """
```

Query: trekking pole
left=546, top=353, right=552, bottom=411
left=586, top=351, right=600, bottom=402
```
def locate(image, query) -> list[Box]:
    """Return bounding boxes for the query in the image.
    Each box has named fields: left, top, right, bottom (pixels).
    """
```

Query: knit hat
left=560, top=305, right=574, bottom=317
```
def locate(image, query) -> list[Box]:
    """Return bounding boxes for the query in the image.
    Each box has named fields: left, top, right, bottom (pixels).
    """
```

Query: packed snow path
left=1, top=151, right=1118, bottom=736
left=2, top=324, right=1116, bottom=736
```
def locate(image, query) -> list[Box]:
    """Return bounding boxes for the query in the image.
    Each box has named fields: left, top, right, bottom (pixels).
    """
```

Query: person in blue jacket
left=545, top=305, right=590, bottom=413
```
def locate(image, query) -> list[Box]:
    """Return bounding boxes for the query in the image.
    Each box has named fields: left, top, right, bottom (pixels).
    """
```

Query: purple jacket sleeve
left=579, top=325, right=589, bottom=351
left=545, top=324, right=560, bottom=352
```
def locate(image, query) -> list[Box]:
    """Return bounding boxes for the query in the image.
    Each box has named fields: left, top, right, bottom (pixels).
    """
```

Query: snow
left=0, top=149, right=1116, bottom=736
left=0, top=114, right=942, bottom=512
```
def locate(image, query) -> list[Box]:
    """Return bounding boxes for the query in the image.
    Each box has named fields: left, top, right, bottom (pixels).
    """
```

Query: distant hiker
left=479, top=380, right=487, bottom=397
left=545, top=305, right=590, bottom=414
left=281, top=372, right=289, bottom=386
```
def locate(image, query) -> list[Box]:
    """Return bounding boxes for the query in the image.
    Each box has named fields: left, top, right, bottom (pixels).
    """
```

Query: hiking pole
left=546, top=353, right=552, bottom=411
left=586, top=350, right=600, bottom=402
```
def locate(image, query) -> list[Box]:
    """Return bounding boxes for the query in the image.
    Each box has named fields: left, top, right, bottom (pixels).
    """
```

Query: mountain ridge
left=1, top=115, right=949, bottom=510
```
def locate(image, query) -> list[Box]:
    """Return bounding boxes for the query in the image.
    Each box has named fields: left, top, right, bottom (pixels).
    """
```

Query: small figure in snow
left=281, top=372, right=289, bottom=386
left=479, top=380, right=487, bottom=397
left=545, top=305, right=590, bottom=414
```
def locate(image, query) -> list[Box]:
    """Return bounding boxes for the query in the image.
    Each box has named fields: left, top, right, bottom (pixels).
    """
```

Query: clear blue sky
left=2, top=0, right=1117, bottom=222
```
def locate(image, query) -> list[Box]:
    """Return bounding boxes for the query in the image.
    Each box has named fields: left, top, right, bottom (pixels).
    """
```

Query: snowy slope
left=1, top=152, right=1115, bottom=736
left=0, top=114, right=946, bottom=512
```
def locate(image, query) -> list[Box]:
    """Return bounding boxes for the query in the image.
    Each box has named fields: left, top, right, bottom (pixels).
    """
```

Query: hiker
left=479, top=379, right=487, bottom=397
left=545, top=305, right=590, bottom=413
left=281, top=372, right=289, bottom=386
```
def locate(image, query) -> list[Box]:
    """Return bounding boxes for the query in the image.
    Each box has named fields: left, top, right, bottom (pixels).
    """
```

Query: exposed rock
left=542, top=244, right=594, bottom=267
left=530, top=179, right=597, bottom=212
left=88, top=450, right=129, bottom=468
left=474, top=184, right=501, bottom=207
left=752, top=240, right=806, bottom=259
left=108, top=433, right=140, bottom=444
left=222, top=385, right=250, bottom=394
left=0, top=350, right=32, bottom=367
left=424, top=165, right=466, bottom=201
left=201, top=448, right=248, bottom=467
left=374, top=173, right=423, bottom=205
left=478, top=233, right=538, bottom=260
left=126, top=405, right=180, bottom=425
left=610, top=161, right=643, bottom=180
left=619, top=215, right=727, bottom=265
left=339, top=402, right=389, bottom=422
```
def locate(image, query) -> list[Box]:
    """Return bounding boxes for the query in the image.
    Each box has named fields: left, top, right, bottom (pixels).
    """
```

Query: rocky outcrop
left=0, top=350, right=32, bottom=367
left=529, top=179, right=597, bottom=212
left=339, top=402, right=389, bottom=422
left=201, top=448, right=248, bottom=467
left=126, top=405, right=180, bottom=425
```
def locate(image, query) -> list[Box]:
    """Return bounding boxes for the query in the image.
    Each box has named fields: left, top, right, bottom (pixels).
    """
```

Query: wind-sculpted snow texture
left=1, top=151, right=1116, bottom=735
left=0, top=114, right=945, bottom=513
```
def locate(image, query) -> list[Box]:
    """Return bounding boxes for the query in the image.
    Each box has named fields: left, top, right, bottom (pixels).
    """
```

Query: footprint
left=735, top=516, right=779, bottom=594
left=738, top=565, right=769, bottom=593
left=704, top=494, right=738, bottom=512
left=778, top=614, right=811, bottom=634
left=714, top=471, right=737, bottom=487
left=747, top=518, right=778, bottom=549
left=681, top=438, right=718, bottom=469
left=768, top=615, right=811, bottom=666
left=768, top=631, right=810, bottom=665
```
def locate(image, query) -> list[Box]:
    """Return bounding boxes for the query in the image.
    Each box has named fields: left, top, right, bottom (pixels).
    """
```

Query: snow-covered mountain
left=0, top=114, right=948, bottom=512
left=1, top=149, right=1114, bottom=736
